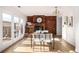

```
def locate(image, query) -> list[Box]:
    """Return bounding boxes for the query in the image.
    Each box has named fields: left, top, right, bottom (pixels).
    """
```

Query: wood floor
left=3, top=35, right=75, bottom=53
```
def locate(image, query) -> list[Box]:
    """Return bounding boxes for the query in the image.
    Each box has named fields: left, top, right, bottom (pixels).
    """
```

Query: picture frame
left=68, top=16, right=73, bottom=27
left=64, top=16, right=68, bottom=25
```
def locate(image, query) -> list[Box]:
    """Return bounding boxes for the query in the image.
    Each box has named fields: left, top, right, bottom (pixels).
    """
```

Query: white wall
left=57, top=16, right=62, bottom=35
left=0, top=7, right=3, bottom=44
left=73, top=7, right=79, bottom=52
left=0, top=7, right=26, bottom=52
left=60, top=7, right=75, bottom=46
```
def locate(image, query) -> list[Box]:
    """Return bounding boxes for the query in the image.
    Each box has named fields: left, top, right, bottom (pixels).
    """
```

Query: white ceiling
left=16, top=6, right=56, bottom=16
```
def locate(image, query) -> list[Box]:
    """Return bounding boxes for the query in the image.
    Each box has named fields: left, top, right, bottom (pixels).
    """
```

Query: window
left=14, top=16, right=19, bottom=38
left=20, top=19, right=24, bottom=34
left=2, top=13, right=12, bottom=22
left=2, top=13, right=12, bottom=40
left=14, top=17, right=19, bottom=23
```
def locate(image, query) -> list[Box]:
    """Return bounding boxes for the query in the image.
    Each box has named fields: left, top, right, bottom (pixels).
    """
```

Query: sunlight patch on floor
left=69, top=50, right=75, bottom=53
left=22, top=41, right=31, bottom=45
left=54, top=38, right=60, bottom=41
left=26, top=38, right=31, bottom=40
left=13, top=47, right=33, bottom=52
left=57, top=50, right=62, bottom=53
left=33, top=46, right=49, bottom=52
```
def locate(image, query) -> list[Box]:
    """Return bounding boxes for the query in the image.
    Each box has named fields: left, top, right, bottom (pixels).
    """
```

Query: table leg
left=31, top=35, right=32, bottom=48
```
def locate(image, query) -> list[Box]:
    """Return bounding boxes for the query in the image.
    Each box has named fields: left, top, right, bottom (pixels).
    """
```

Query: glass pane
left=20, top=19, right=24, bottom=34
left=2, top=13, right=11, bottom=22
left=14, top=17, right=19, bottom=23
left=14, top=23, right=19, bottom=38
left=3, top=21, right=11, bottom=40
left=14, top=17, right=19, bottom=38
left=20, top=19, right=23, bottom=24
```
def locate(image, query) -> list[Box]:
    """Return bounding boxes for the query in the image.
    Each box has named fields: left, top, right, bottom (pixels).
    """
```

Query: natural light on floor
left=54, top=38, right=60, bottom=41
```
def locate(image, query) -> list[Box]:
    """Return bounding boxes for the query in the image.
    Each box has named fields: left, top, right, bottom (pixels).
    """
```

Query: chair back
left=45, top=34, right=51, bottom=40
left=41, top=30, right=48, bottom=33
left=32, top=33, right=53, bottom=42
left=32, top=33, right=40, bottom=38
left=50, top=33, right=53, bottom=40
left=40, top=33, right=45, bottom=41
left=35, top=30, right=41, bottom=33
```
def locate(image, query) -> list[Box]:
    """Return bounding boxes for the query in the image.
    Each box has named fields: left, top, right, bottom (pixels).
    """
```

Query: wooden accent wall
left=45, top=16, right=56, bottom=34
left=27, top=16, right=33, bottom=22
left=26, top=15, right=56, bottom=35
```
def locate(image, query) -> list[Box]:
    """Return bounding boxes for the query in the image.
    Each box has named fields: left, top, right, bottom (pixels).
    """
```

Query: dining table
left=30, top=30, right=54, bottom=51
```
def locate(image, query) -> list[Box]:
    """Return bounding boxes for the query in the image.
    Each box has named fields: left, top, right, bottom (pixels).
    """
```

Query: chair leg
left=31, top=36, right=32, bottom=48
left=43, top=41, right=45, bottom=52
left=40, top=41, right=42, bottom=52
left=53, top=40, right=54, bottom=50
left=42, top=41, right=43, bottom=52
left=33, top=42, right=35, bottom=52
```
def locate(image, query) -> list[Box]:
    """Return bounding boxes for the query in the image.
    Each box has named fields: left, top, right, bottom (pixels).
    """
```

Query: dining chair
left=43, top=33, right=53, bottom=51
left=39, top=33, right=46, bottom=51
left=41, top=30, right=48, bottom=33
left=32, top=33, right=41, bottom=52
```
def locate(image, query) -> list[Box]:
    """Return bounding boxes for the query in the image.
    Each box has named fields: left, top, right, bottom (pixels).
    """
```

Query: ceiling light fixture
left=54, top=6, right=60, bottom=16
left=17, top=6, right=21, bottom=8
